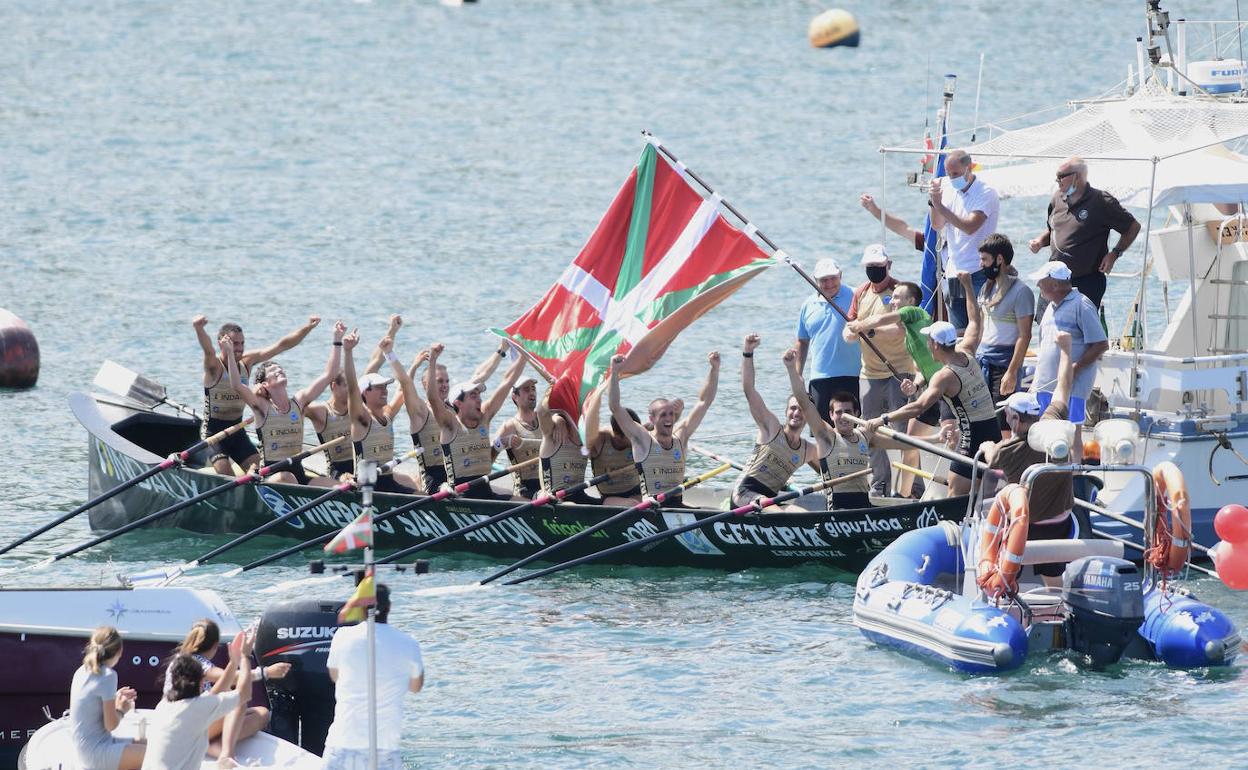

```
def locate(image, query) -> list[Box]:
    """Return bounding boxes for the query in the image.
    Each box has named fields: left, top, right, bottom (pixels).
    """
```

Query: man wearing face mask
left=975, top=234, right=1034, bottom=434
left=1028, top=156, right=1140, bottom=308
left=929, top=148, right=999, bottom=332
left=844, top=244, right=915, bottom=497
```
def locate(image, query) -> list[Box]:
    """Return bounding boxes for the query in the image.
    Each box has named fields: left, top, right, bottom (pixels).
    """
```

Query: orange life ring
left=1148, top=461, right=1192, bottom=574
left=977, top=483, right=1031, bottom=598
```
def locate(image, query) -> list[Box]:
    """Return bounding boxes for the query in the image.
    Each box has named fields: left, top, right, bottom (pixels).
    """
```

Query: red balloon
left=1214, top=504, right=1248, bottom=544
left=1214, top=540, right=1248, bottom=591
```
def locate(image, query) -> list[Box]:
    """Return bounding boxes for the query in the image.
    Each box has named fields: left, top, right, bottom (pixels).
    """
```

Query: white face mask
left=1063, top=183, right=1077, bottom=199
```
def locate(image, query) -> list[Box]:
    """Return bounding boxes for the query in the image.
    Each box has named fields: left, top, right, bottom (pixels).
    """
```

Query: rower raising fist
left=387, top=314, right=402, bottom=338
left=192, top=314, right=208, bottom=330
left=707, top=351, right=721, bottom=368
left=342, top=330, right=360, bottom=351
left=742, top=334, right=761, bottom=354
left=430, top=342, right=445, bottom=358
left=782, top=347, right=798, bottom=368
left=332, top=320, right=347, bottom=343
left=378, top=336, right=394, bottom=354
left=304, top=316, right=322, bottom=330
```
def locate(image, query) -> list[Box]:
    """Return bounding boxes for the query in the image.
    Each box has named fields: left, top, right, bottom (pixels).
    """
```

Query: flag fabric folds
left=494, top=139, right=774, bottom=410
left=324, top=508, right=373, bottom=554
left=337, top=568, right=376, bottom=625
left=919, top=110, right=949, bottom=317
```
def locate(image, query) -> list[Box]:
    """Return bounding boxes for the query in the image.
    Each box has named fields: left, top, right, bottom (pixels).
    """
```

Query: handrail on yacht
left=1119, top=351, right=1248, bottom=366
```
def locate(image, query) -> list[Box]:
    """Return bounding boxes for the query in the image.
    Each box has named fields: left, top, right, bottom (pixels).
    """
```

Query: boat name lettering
left=445, top=511, right=545, bottom=546
left=541, top=519, right=609, bottom=539
left=1, top=727, right=37, bottom=743
left=621, top=518, right=662, bottom=542
left=822, top=516, right=905, bottom=539
left=275, top=626, right=338, bottom=640
left=711, top=522, right=831, bottom=549
left=394, top=510, right=451, bottom=540
left=97, top=443, right=203, bottom=501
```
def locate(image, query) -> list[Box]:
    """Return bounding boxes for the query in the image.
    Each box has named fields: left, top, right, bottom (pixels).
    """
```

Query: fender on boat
left=1139, top=588, right=1241, bottom=668
left=853, top=523, right=1028, bottom=674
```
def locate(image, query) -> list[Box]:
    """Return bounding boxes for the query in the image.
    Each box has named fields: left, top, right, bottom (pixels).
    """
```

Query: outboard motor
left=1061, top=556, right=1145, bottom=666
left=255, top=598, right=342, bottom=756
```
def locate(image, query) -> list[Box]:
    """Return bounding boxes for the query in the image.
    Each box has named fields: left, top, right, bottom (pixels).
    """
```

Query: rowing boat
left=70, top=390, right=965, bottom=574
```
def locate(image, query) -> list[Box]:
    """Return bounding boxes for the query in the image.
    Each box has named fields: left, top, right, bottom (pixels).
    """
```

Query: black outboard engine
left=255, top=598, right=342, bottom=756
left=1061, top=556, right=1145, bottom=666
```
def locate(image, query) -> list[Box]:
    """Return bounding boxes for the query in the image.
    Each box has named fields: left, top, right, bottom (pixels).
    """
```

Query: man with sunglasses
left=1028, top=156, right=1140, bottom=308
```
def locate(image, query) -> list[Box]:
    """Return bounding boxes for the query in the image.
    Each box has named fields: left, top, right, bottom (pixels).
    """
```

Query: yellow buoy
left=808, top=9, right=860, bottom=49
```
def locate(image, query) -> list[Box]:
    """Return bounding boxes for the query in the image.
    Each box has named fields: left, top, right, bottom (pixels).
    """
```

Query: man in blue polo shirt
left=796, top=258, right=861, bottom=425
left=1030, top=260, right=1108, bottom=402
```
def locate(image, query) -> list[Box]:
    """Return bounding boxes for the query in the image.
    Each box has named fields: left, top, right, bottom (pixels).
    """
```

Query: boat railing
left=1096, top=349, right=1248, bottom=416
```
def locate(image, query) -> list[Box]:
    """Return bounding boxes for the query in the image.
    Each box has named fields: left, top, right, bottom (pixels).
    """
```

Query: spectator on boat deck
left=322, top=584, right=424, bottom=770
left=844, top=244, right=915, bottom=497
left=223, top=321, right=346, bottom=486
left=795, top=257, right=860, bottom=426
left=975, top=234, right=1035, bottom=435
left=1030, top=261, right=1108, bottom=403
left=981, top=332, right=1077, bottom=586
left=161, top=619, right=289, bottom=766
left=70, top=626, right=144, bottom=770
left=144, top=631, right=255, bottom=770
left=859, top=193, right=925, bottom=253
left=1028, top=156, right=1140, bottom=308
left=192, top=315, right=321, bottom=477
left=929, top=149, right=999, bottom=331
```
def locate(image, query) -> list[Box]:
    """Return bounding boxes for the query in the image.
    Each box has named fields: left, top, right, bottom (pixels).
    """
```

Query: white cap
left=1029, top=260, right=1073, bottom=281
left=450, top=380, right=486, bottom=402
left=359, top=372, right=394, bottom=392
left=813, top=258, right=842, bottom=279
left=861, top=243, right=889, bottom=265
left=1004, top=391, right=1043, bottom=416
left=919, top=320, right=958, bottom=346
left=513, top=376, right=538, bottom=391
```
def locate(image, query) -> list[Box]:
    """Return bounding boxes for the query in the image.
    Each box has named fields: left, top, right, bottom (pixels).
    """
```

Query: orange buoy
left=0, top=308, right=39, bottom=388
left=808, top=9, right=861, bottom=49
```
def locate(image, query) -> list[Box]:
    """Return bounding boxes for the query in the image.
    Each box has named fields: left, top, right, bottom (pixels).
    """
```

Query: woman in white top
left=144, top=631, right=255, bottom=770
left=69, top=626, right=145, bottom=770
left=162, top=619, right=289, bottom=767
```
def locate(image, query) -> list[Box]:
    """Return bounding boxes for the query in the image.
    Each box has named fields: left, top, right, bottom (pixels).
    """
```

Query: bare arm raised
left=241, top=316, right=321, bottom=368
left=741, top=334, right=780, bottom=443
left=223, top=333, right=268, bottom=416
left=364, top=315, right=403, bottom=376
left=675, top=351, right=720, bottom=445
left=482, top=352, right=527, bottom=423
left=607, top=354, right=651, bottom=456
left=193, top=315, right=222, bottom=385
left=297, top=320, right=346, bottom=407
left=341, top=331, right=368, bottom=430
left=784, top=348, right=831, bottom=446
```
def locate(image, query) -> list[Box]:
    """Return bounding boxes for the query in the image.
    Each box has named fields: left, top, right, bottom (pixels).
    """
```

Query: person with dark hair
left=70, top=626, right=145, bottom=770
left=975, top=233, right=1034, bottom=434
left=222, top=320, right=345, bottom=486
left=730, top=334, right=818, bottom=509
left=866, top=272, right=1002, bottom=495
left=536, top=382, right=597, bottom=504
left=784, top=351, right=874, bottom=510
left=582, top=387, right=644, bottom=505
left=494, top=376, right=543, bottom=499
left=192, top=314, right=321, bottom=476
left=144, top=631, right=255, bottom=770
left=339, top=332, right=421, bottom=494
left=425, top=342, right=527, bottom=500
left=322, top=584, right=424, bottom=770
left=162, top=620, right=289, bottom=767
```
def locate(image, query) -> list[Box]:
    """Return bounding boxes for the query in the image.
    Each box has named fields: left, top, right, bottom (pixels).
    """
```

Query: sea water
left=1, top=1, right=1245, bottom=767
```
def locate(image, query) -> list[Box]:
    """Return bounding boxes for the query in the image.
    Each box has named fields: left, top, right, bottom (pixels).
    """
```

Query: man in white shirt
left=930, top=148, right=999, bottom=332
left=322, top=584, right=424, bottom=770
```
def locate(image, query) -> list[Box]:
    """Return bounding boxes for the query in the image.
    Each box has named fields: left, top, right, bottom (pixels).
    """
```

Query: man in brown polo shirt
left=981, top=331, right=1075, bottom=585
left=1028, top=156, right=1140, bottom=307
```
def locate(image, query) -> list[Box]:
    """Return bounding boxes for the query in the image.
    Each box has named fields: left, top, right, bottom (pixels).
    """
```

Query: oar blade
left=93, top=361, right=167, bottom=407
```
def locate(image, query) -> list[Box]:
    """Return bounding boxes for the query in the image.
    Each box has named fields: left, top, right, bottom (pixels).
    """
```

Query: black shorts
left=329, top=460, right=354, bottom=480
left=602, top=484, right=642, bottom=500
left=374, top=473, right=416, bottom=495
left=830, top=491, right=872, bottom=510
left=457, top=477, right=506, bottom=501
left=516, top=478, right=541, bottom=500
left=949, top=417, right=1004, bottom=480
left=1028, top=514, right=1079, bottom=577
left=277, top=461, right=310, bottom=486
left=553, top=488, right=600, bottom=505
left=205, top=418, right=259, bottom=467
left=419, top=463, right=448, bottom=496
left=731, top=475, right=780, bottom=508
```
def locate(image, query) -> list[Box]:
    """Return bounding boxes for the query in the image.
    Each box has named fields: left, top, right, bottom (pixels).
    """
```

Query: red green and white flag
left=324, top=508, right=373, bottom=554
left=494, top=139, right=774, bottom=407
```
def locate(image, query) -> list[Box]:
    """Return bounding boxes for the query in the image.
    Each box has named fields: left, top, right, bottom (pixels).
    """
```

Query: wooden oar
left=375, top=466, right=639, bottom=567
left=40, top=437, right=347, bottom=566
left=145, top=449, right=422, bottom=583
left=845, top=414, right=1001, bottom=478
left=891, top=460, right=950, bottom=487
left=506, top=469, right=869, bottom=586
left=478, top=463, right=732, bottom=585
left=0, top=419, right=254, bottom=557
left=226, top=457, right=540, bottom=576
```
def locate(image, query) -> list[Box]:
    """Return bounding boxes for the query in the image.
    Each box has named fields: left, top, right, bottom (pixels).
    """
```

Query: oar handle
left=890, top=461, right=947, bottom=486
left=184, top=417, right=255, bottom=461
left=478, top=463, right=732, bottom=585
left=845, top=414, right=996, bottom=475
left=784, top=257, right=905, bottom=383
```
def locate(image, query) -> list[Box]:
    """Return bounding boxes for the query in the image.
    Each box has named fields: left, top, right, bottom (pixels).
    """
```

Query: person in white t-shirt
left=322, top=583, right=424, bottom=770
left=929, top=148, right=999, bottom=332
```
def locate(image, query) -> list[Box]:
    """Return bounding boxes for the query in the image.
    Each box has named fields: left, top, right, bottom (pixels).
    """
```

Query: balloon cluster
left=1212, top=504, right=1248, bottom=590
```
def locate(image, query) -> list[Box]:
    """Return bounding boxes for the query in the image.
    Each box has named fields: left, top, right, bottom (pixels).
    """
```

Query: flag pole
left=360, top=460, right=379, bottom=770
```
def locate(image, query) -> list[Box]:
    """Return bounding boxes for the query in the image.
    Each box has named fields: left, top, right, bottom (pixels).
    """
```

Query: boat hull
left=73, top=391, right=965, bottom=574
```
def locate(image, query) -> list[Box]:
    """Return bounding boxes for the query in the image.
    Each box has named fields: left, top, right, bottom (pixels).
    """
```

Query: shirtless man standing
left=222, top=321, right=345, bottom=486
left=193, top=315, right=320, bottom=476
left=607, top=351, right=720, bottom=504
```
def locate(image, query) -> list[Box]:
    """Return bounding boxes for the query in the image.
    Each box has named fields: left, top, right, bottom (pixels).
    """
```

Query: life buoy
left=1148, top=461, right=1192, bottom=574
left=977, top=483, right=1030, bottom=598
